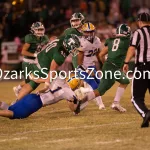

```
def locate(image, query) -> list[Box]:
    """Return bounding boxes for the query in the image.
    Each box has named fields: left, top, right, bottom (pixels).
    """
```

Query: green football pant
left=97, top=61, right=130, bottom=96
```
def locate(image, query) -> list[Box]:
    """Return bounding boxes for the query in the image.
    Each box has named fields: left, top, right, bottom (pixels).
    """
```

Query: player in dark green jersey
left=61, top=12, right=85, bottom=68
left=16, top=34, right=81, bottom=100
left=13, top=22, right=49, bottom=97
left=77, top=24, right=131, bottom=113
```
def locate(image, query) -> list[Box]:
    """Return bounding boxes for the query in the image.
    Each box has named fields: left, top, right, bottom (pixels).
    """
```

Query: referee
left=123, top=12, right=150, bottom=128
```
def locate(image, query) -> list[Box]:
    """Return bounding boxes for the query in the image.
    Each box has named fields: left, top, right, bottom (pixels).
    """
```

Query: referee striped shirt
left=130, top=26, right=150, bottom=64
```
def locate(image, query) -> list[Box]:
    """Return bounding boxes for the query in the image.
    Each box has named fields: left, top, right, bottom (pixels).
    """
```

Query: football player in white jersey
left=0, top=76, right=81, bottom=119
left=76, top=22, right=105, bottom=111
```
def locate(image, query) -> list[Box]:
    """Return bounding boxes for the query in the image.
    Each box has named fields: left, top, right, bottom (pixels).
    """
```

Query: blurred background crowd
left=0, top=0, right=149, bottom=71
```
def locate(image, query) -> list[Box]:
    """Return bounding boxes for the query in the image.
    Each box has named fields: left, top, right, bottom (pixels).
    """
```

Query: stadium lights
left=12, top=1, right=17, bottom=5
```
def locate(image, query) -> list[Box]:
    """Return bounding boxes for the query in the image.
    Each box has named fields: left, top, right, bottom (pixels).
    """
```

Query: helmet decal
left=30, top=22, right=45, bottom=37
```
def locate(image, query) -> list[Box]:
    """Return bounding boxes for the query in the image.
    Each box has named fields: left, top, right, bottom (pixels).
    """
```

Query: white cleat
left=111, top=103, right=126, bottom=113
left=13, top=86, right=20, bottom=97
left=99, top=104, right=106, bottom=110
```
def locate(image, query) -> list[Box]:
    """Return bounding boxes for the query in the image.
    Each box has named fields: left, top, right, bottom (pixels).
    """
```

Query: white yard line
left=95, top=139, right=132, bottom=145
left=45, top=138, right=74, bottom=143
left=0, top=121, right=136, bottom=136
left=0, top=137, right=28, bottom=142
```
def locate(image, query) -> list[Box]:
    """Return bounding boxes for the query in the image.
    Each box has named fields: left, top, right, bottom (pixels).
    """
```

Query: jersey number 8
left=112, top=38, right=120, bottom=51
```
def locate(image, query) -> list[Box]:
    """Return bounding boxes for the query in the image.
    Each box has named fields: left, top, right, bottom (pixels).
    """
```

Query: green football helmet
left=116, top=24, right=131, bottom=37
left=30, top=22, right=45, bottom=37
left=70, top=12, right=85, bottom=28
left=63, top=34, right=80, bottom=57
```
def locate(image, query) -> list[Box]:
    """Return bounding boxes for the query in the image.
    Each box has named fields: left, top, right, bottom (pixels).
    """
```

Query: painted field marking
left=0, top=137, right=28, bottom=142
left=95, top=138, right=132, bottom=145
left=45, top=138, right=74, bottom=143
left=0, top=121, right=137, bottom=136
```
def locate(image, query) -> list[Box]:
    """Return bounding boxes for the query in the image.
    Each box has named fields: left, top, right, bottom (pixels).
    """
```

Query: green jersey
left=62, top=27, right=83, bottom=37
left=37, top=37, right=68, bottom=72
left=61, top=28, right=83, bottom=68
left=24, top=34, right=49, bottom=59
left=105, top=36, right=130, bottom=67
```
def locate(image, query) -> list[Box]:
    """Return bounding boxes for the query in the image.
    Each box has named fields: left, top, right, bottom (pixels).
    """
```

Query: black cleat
left=141, top=111, right=150, bottom=128
left=74, top=101, right=81, bottom=115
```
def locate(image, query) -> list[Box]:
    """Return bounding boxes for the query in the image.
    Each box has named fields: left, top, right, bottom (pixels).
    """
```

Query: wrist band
left=124, top=62, right=129, bottom=64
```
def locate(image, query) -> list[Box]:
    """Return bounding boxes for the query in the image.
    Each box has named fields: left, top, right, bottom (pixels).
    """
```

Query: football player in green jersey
left=13, top=22, right=49, bottom=97
left=61, top=12, right=85, bottom=68
left=16, top=34, right=81, bottom=100
left=77, top=24, right=131, bottom=113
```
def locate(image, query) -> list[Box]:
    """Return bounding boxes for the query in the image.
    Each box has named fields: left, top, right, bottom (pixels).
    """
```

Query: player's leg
left=75, top=77, right=115, bottom=115
left=17, top=64, right=40, bottom=100
left=0, top=110, right=14, bottom=118
left=8, top=94, right=42, bottom=119
left=13, top=81, right=26, bottom=97
left=112, top=71, right=130, bottom=112
left=80, top=63, right=116, bottom=104
left=0, top=101, right=9, bottom=110
left=80, top=69, right=105, bottom=109
left=13, top=62, right=29, bottom=97
left=88, top=65, right=105, bottom=109
left=17, top=81, right=39, bottom=100
left=83, top=82, right=105, bottom=110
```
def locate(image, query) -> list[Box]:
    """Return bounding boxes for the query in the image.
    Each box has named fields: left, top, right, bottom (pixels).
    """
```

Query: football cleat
left=13, top=86, right=21, bottom=97
left=111, top=103, right=126, bottom=113
left=74, top=100, right=81, bottom=115
left=99, top=103, right=106, bottom=110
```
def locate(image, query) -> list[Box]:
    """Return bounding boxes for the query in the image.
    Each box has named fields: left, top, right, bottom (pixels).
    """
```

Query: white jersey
left=79, top=36, right=101, bottom=68
left=40, top=77, right=76, bottom=106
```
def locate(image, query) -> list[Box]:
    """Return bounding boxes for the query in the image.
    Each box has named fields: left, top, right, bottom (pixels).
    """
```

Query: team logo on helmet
left=63, top=34, right=80, bottom=57
left=116, top=24, right=131, bottom=37
left=70, top=12, right=85, bottom=28
left=31, top=22, right=45, bottom=37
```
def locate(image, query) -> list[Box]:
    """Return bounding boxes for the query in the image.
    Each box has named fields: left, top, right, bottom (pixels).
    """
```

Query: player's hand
left=33, top=53, right=38, bottom=58
left=123, top=64, right=129, bottom=74
left=44, top=82, right=50, bottom=88
left=36, top=85, right=49, bottom=95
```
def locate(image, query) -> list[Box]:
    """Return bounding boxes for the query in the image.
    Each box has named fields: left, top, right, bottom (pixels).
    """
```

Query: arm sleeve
left=130, top=31, right=140, bottom=48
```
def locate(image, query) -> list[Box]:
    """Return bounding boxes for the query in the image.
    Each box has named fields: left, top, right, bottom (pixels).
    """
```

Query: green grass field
left=0, top=81, right=150, bottom=150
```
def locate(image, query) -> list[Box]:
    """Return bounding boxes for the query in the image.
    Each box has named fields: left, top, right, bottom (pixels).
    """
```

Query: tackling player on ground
left=0, top=75, right=81, bottom=119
